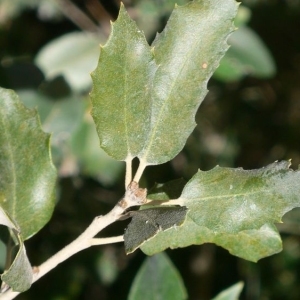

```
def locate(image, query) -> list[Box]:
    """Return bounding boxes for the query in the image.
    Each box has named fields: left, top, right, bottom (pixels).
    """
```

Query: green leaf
left=0, top=207, right=32, bottom=292
left=0, top=87, right=57, bottom=240
left=1, top=234, right=32, bottom=292
left=18, top=89, right=85, bottom=172
left=124, top=206, right=187, bottom=254
left=214, top=26, right=276, bottom=82
left=128, top=252, right=187, bottom=300
left=90, top=4, right=154, bottom=161
left=212, top=282, right=244, bottom=300
left=35, top=32, right=104, bottom=92
left=141, top=161, right=300, bottom=261
left=138, top=0, right=238, bottom=165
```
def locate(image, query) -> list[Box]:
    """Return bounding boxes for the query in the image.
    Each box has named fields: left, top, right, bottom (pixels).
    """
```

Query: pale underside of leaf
left=0, top=207, right=32, bottom=292
left=211, top=282, right=244, bottom=300
left=90, top=4, right=154, bottom=161
left=0, top=206, right=18, bottom=231
left=1, top=233, right=33, bottom=292
left=138, top=0, right=239, bottom=165
left=141, top=161, right=300, bottom=261
left=0, top=88, right=57, bottom=240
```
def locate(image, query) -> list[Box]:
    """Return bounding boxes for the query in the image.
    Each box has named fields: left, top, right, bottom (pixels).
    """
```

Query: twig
left=0, top=182, right=147, bottom=300
left=90, top=235, right=124, bottom=246
left=125, top=157, right=133, bottom=188
left=133, top=159, right=148, bottom=182
left=145, top=198, right=185, bottom=206
left=55, top=0, right=101, bottom=33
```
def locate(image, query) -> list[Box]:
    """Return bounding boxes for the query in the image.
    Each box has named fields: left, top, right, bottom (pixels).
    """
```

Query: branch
left=0, top=182, right=147, bottom=300
left=55, top=0, right=101, bottom=33
left=145, top=198, right=185, bottom=206
left=133, top=159, right=148, bottom=183
left=90, top=235, right=124, bottom=246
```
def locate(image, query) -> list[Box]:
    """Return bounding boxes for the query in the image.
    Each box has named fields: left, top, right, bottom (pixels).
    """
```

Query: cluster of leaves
left=0, top=0, right=275, bottom=183
left=0, top=0, right=298, bottom=299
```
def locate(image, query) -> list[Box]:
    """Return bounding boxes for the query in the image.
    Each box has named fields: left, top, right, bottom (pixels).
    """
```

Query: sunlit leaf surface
left=142, top=162, right=300, bottom=261
left=0, top=88, right=57, bottom=240
left=90, top=4, right=154, bottom=161
left=138, top=0, right=238, bottom=165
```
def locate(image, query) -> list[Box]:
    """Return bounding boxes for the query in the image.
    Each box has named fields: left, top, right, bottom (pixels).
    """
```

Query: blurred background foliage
left=0, top=0, right=300, bottom=299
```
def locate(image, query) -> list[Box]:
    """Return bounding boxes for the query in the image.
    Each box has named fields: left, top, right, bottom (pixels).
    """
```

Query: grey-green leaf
left=128, top=252, right=187, bottom=300
left=0, top=88, right=57, bottom=240
left=1, top=233, right=32, bottom=292
left=90, top=3, right=154, bottom=161
left=138, top=0, right=238, bottom=165
left=212, top=282, right=244, bottom=300
left=142, top=161, right=300, bottom=261
left=181, top=161, right=300, bottom=232
left=0, top=208, right=33, bottom=292
left=124, top=206, right=187, bottom=254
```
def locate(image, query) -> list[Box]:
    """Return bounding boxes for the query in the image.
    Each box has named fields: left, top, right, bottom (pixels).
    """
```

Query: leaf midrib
left=182, top=189, right=270, bottom=202
left=140, top=12, right=207, bottom=163
left=123, top=21, right=132, bottom=159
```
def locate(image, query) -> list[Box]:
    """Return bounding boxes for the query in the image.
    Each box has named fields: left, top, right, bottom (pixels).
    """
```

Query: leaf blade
left=124, top=206, right=187, bottom=254
left=1, top=234, right=32, bottom=292
left=35, top=31, right=103, bottom=92
left=212, top=282, right=244, bottom=300
left=128, top=252, right=187, bottom=300
left=141, top=161, right=300, bottom=261
left=0, top=88, right=57, bottom=240
left=90, top=4, right=154, bottom=161
left=138, top=0, right=238, bottom=165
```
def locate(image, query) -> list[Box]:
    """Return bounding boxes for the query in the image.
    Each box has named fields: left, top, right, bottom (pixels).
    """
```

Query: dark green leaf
left=212, top=282, right=244, bottom=300
left=0, top=88, right=57, bottom=240
left=138, top=0, right=238, bottom=165
left=142, top=161, right=300, bottom=261
left=90, top=4, right=154, bottom=161
left=128, top=252, right=187, bottom=300
left=124, top=206, right=187, bottom=254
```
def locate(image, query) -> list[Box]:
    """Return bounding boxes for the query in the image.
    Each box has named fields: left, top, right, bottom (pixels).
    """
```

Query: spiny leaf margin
left=90, top=3, right=154, bottom=161
left=141, top=161, right=300, bottom=261
left=138, top=0, right=239, bottom=165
